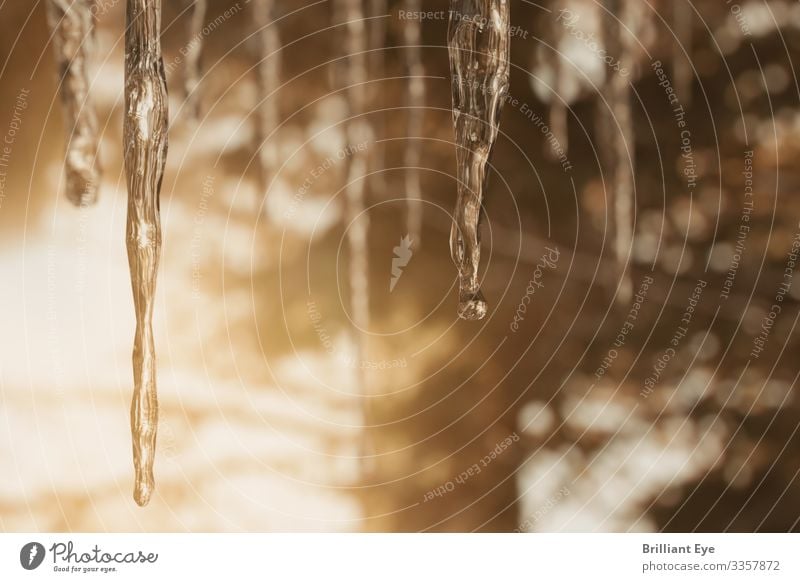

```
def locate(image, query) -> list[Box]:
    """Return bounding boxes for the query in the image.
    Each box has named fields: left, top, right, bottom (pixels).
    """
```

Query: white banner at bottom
left=0, top=533, right=797, bottom=581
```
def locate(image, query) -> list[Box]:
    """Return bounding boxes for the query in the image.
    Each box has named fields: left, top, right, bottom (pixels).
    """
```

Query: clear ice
left=123, top=0, right=169, bottom=507
left=447, top=0, right=510, bottom=320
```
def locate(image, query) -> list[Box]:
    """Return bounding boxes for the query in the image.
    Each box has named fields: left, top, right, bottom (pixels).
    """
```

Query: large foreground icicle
left=254, top=0, right=281, bottom=187
left=447, top=0, right=510, bottom=320
left=403, top=0, right=425, bottom=244
left=45, top=0, right=101, bottom=206
left=123, top=0, right=169, bottom=507
left=183, top=0, right=206, bottom=121
left=598, top=0, right=635, bottom=304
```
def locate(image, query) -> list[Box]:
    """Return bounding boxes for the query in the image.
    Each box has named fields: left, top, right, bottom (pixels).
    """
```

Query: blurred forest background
left=1, top=0, right=799, bottom=532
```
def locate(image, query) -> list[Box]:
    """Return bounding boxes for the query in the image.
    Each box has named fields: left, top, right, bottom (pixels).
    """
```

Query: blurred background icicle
left=597, top=0, right=635, bottom=305
left=548, top=0, right=569, bottom=160
left=447, top=0, right=511, bottom=320
left=338, top=0, right=374, bottom=472
left=368, top=0, right=388, bottom=199
left=328, top=0, right=348, bottom=88
left=123, top=0, right=169, bottom=507
left=45, top=0, right=101, bottom=206
left=254, top=0, right=281, bottom=190
left=182, top=0, right=206, bottom=122
left=672, top=0, right=692, bottom=107
left=403, top=0, right=425, bottom=244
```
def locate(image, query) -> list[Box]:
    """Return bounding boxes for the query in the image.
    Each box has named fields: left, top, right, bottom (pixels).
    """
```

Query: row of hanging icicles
left=44, top=0, right=661, bottom=505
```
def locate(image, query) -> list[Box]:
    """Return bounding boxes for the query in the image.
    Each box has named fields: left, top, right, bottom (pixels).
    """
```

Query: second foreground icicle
left=45, top=0, right=101, bottom=206
left=447, top=0, right=511, bottom=320
left=123, top=0, right=169, bottom=507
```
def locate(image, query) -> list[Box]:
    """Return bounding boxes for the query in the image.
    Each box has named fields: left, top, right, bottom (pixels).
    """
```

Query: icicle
left=447, top=0, right=511, bottom=320
left=254, top=0, right=281, bottom=187
left=340, top=0, right=370, bottom=337
left=672, top=1, right=692, bottom=106
left=548, top=0, right=569, bottom=160
left=403, top=0, right=425, bottom=244
left=45, top=0, right=101, bottom=206
left=368, top=0, right=388, bottom=199
left=338, top=0, right=374, bottom=474
left=183, top=0, right=206, bottom=121
left=598, top=0, right=635, bottom=304
left=123, top=0, right=169, bottom=507
left=368, top=0, right=388, bottom=92
left=328, top=0, right=348, bottom=88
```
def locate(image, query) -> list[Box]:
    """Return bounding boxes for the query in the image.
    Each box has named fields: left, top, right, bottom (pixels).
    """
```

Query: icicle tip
left=133, top=471, right=154, bottom=506
left=133, top=486, right=152, bottom=507
left=458, top=290, right=487, bottom=321
left=65, top=169, right=99, bottom=207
